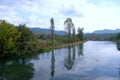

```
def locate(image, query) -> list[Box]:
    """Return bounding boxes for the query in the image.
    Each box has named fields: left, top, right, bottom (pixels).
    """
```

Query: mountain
left=92, top=29, right=120, bottom=34
left=29, top=28, right=67, bottom=36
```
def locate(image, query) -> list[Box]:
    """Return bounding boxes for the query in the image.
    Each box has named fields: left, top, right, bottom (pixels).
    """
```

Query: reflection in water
left=116, top=42, right=120, bottom=51
left=2, top=41, right=120, bottom=80
left=64, top=44, right=84, bottom=70
left=64, top=46, right=73, bottom=70
left=50, top=50, right=55, bottom=80
left=64, top=46, right=74, bottom=70
left=78, top=43, right=83, bottom=57
left=72, top=46, right=76, bottom=62
left=118, top=68, right=120, bottom=75
left=0, top=58, right=34, bottom=80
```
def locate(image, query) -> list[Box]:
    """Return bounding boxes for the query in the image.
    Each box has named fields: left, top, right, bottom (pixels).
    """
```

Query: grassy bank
left=54, top=41, right=84, bottom=49
left=39, top=41, right=84, bottom=53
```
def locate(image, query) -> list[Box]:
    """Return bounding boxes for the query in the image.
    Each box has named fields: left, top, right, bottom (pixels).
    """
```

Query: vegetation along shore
left=0, top=18, right=84, bottom=58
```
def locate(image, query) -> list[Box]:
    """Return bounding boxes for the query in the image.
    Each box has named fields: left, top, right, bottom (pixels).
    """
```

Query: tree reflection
left=64, top=46, right=75, bottom=70
left=64, top=43, right=83, bottom=70
left=0, top=60, right=6, bottom=80
left=78, top=43, right=84, bottom=57
left=118, top=68, right=120, bottom=75
left=50, top=50, right=55, bottom=80
left=116, top=42, right=120, bottom=51
left=0, top=58, right=34, bottom=80
left=72, top=46, right=76, bottom=63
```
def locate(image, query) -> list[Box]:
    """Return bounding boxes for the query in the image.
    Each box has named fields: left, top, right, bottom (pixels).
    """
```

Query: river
left=1, top=41, right=120, bottom=80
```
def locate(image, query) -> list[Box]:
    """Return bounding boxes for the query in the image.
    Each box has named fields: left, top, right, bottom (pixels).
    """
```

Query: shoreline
left=54, top=41, right=84, bottom=49
left=40, top=41, right=85, bottom=53
left=0, top=41, right=84, bottom=59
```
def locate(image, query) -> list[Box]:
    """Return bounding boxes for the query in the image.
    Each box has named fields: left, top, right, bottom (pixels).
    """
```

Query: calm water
left=1, top=41, right=120, bottom=80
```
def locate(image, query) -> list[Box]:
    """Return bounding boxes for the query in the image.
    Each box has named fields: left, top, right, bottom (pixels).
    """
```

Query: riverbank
left=54, top=41, right=84, bottom=49
left=39, top=41, right=84, bottom=53
left=0, top=41, right=84, bottom=59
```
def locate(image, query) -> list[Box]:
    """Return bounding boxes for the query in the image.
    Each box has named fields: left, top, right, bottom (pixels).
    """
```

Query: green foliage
left=16, top=24, right=39, bottom=55
left=72, top=27, right=77, bottom=42
left=0, top=20, right=40, bottom=57
left=0, top=19, right=85, bottom=58
left=85, top=33, right=116, bottom=41
left=0, top=20, right=21, bottom=57
left=64, top=18, right=74, bottom=42
left=50, top=18, right=55, bottom=46
left=116, top=33, right=120, bottom=40
left=77, top=27, right=84, bottom=41
left=17, top=24, right=34, bottom=42
left=55, top=35, right=69, bottom=43
left=38, top=33, right=46, bottom=40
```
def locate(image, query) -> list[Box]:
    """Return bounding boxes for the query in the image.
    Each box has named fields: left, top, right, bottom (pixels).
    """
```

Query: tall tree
left=50, top=18, right=55, bottom=47
left=77, top=27, right=84, bottom=41
left=64, top=18, right=74, bottom=43
left=72, top=26, right=76, bottom=42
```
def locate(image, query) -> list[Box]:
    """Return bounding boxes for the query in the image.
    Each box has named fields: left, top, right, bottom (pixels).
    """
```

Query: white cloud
left=0, top=4, right=25, bottom=25
left=0, top=0, right=120, bottom=32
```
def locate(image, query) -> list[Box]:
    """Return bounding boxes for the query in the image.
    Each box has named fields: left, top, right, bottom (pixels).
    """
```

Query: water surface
left=1, top=41, right=120, bottom=80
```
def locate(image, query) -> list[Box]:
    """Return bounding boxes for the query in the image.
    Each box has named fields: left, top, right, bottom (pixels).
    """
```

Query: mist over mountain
left=29, top=28, right=67, bottom=36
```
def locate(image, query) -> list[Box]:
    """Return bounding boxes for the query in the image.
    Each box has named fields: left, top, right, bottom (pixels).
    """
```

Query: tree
left=116, top=33, right=120, bottom=40
left=0, top=20, right=21, bottom=57
left=0, top=20, right=40, bottom=57
left=72, top=26, right=76, bottom=42
left=77, top=27, right=84, bottom=41
left=16, top=24, right=37, bottom=54
left=17, top=24, right=34, bottom=42
left=50, top=18, right=55, bottom=47
left=64, top=18, right=74, bottom=43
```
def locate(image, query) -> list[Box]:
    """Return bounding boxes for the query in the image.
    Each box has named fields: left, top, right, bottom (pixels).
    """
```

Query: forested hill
left=29, top=28, right=67, bottom=36
left=92, top=29, right=120, bottom=34
left=85, top=29, right=120, bottom=41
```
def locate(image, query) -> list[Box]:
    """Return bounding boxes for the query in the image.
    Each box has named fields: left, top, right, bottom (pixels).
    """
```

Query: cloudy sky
left=0, top=0, right=120, bottom=32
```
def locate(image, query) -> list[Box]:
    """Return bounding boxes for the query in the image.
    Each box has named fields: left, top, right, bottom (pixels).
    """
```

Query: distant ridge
left=29, top=28, right=67, bottom=36
left=92, top=29, right=120, bottom=34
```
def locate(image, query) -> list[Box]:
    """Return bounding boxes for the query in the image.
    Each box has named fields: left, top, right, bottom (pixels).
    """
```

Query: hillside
left=92, top=29, right=120, bottom=34
left=29, top=28, right=67, bottom=36
left=84, top=29, right=120, bottom=41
